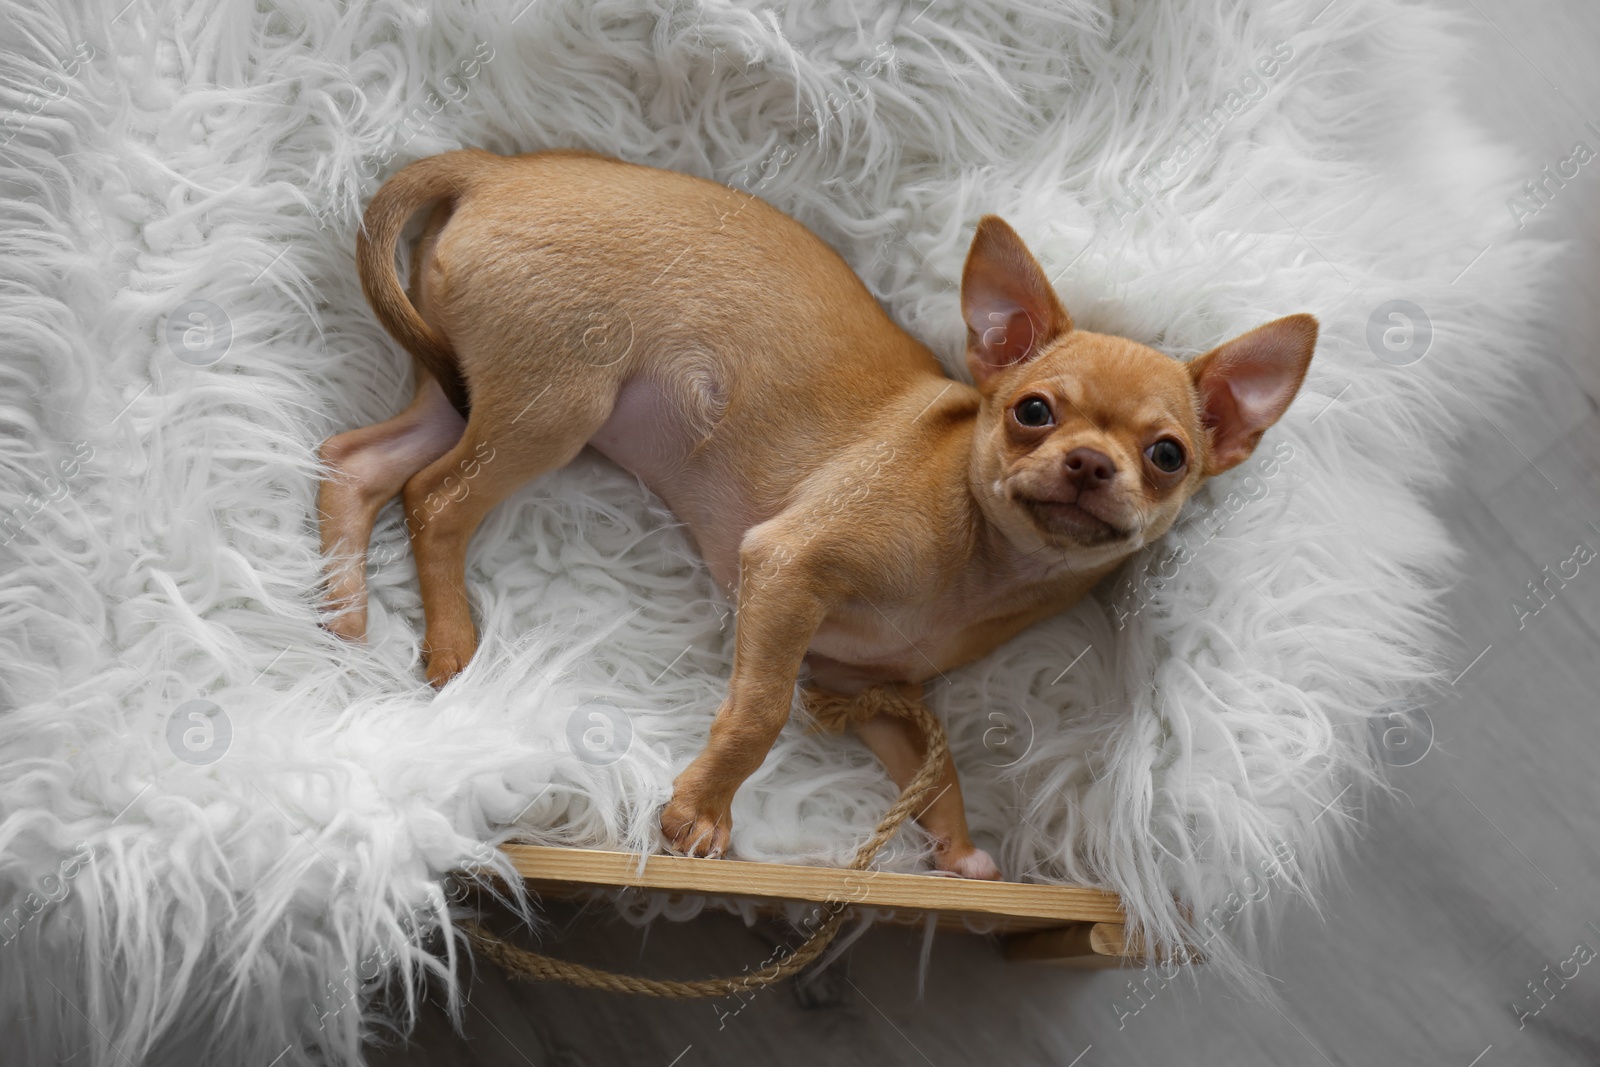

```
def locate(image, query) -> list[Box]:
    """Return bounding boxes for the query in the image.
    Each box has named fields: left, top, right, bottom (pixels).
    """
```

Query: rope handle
left=464, top=685, right=946, bottom=998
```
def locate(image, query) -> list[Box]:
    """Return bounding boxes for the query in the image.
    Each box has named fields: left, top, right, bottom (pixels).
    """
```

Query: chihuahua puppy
left=318, top=148, right=1316, bottom=879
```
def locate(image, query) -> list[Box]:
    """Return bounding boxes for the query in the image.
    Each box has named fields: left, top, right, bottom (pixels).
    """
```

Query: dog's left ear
left=961, top=215, right=1072, bottom=389
left=1189, top=314, right=1318, bottom=475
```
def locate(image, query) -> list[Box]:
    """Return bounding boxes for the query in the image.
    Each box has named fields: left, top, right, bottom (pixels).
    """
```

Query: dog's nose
left=1063, top=447, right=1116, bottom=487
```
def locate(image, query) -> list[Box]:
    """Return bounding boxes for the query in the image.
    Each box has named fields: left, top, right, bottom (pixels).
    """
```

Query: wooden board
left=999, top=921, right=1187, bottom=967
left=491, top=844, right=1128, bottom=932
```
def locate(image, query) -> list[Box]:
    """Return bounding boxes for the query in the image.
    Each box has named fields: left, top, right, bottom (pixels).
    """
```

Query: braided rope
left=464, top=685, right=946, bottom=998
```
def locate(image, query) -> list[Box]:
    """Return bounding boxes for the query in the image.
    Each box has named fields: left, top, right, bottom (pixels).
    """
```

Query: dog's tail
left=356, top=149, right=496, bottom=415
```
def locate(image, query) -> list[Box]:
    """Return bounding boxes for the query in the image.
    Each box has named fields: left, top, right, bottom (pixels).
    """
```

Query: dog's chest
left=802, top=586, right=1050, bottom=687
left=805, top=604, right=947, bottom=682
left=796, top=530, right=1109, bottom=689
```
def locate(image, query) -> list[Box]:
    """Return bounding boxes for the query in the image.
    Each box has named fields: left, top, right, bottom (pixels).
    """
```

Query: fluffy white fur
left=0, top=0, right=1556, bottom=1063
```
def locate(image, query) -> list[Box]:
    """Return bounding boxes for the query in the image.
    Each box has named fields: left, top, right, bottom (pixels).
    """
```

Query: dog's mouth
left=1017, top=495, right=1130, bottom=546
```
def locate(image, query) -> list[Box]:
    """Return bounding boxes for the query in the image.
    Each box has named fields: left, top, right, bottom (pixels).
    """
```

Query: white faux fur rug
left=0, top=0, right=1557, bottom=1063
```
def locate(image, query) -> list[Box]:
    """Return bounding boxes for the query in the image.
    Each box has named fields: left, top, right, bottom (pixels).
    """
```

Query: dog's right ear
left=961, top=216, right=1072, bottom=389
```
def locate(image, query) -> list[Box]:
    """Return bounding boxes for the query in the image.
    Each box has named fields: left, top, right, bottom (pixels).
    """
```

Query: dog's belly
left=588, top=376, right=692, bottom=487
left=587, top=374, right=749, bottom=592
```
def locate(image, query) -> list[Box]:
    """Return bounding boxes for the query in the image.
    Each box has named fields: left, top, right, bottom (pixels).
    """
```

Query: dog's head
left=962, top=216, right=1317, bottom=567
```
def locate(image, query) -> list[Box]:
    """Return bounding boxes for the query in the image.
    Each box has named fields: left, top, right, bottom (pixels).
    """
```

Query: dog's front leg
left=661, top=529, right=830, bottom=858
left=850, top=697, right=1000, bottom=880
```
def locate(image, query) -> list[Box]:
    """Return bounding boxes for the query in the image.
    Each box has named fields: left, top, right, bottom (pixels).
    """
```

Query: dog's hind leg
left=403, top=379, right=613, bottom=688
left=317, top=372, right=465, bottom=641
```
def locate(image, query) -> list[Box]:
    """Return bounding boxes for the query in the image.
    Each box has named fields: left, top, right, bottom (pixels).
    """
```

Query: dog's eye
left=1013, top=397, right=1054, bottom=428
left=1146, top=438, right=1186, bottom=473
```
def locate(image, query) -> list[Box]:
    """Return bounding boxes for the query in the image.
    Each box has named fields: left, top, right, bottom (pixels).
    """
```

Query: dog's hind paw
left=321, top=607, right=367, bottom=643
left=422, top=644, right=471, bottom=689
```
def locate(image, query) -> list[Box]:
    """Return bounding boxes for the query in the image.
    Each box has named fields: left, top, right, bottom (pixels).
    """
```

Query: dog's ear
left=1188, top=314, right=1318, bottom=475
left=961, top=216, right=1072, bottom=388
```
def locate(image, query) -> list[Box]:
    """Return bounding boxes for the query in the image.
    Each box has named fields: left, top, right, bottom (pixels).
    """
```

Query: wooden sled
left=489, top=844, right=1179, bottom=968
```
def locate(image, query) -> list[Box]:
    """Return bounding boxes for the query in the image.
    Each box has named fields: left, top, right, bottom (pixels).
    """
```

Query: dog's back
left=401, top=151, right=949, bottom=573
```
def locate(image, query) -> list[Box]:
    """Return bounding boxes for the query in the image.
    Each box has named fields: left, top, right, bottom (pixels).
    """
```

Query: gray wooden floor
left=370, top=4, right=1600, bottom=1064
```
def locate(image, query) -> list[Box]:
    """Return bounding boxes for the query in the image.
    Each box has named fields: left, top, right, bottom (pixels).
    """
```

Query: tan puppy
left=318, top=148, right=1316, bottom=879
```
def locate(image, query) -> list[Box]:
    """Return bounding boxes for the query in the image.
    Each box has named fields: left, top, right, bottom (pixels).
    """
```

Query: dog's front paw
left=660, top=792, right=732, bottom=858
left=938, top=844, right=1001, bottom=881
